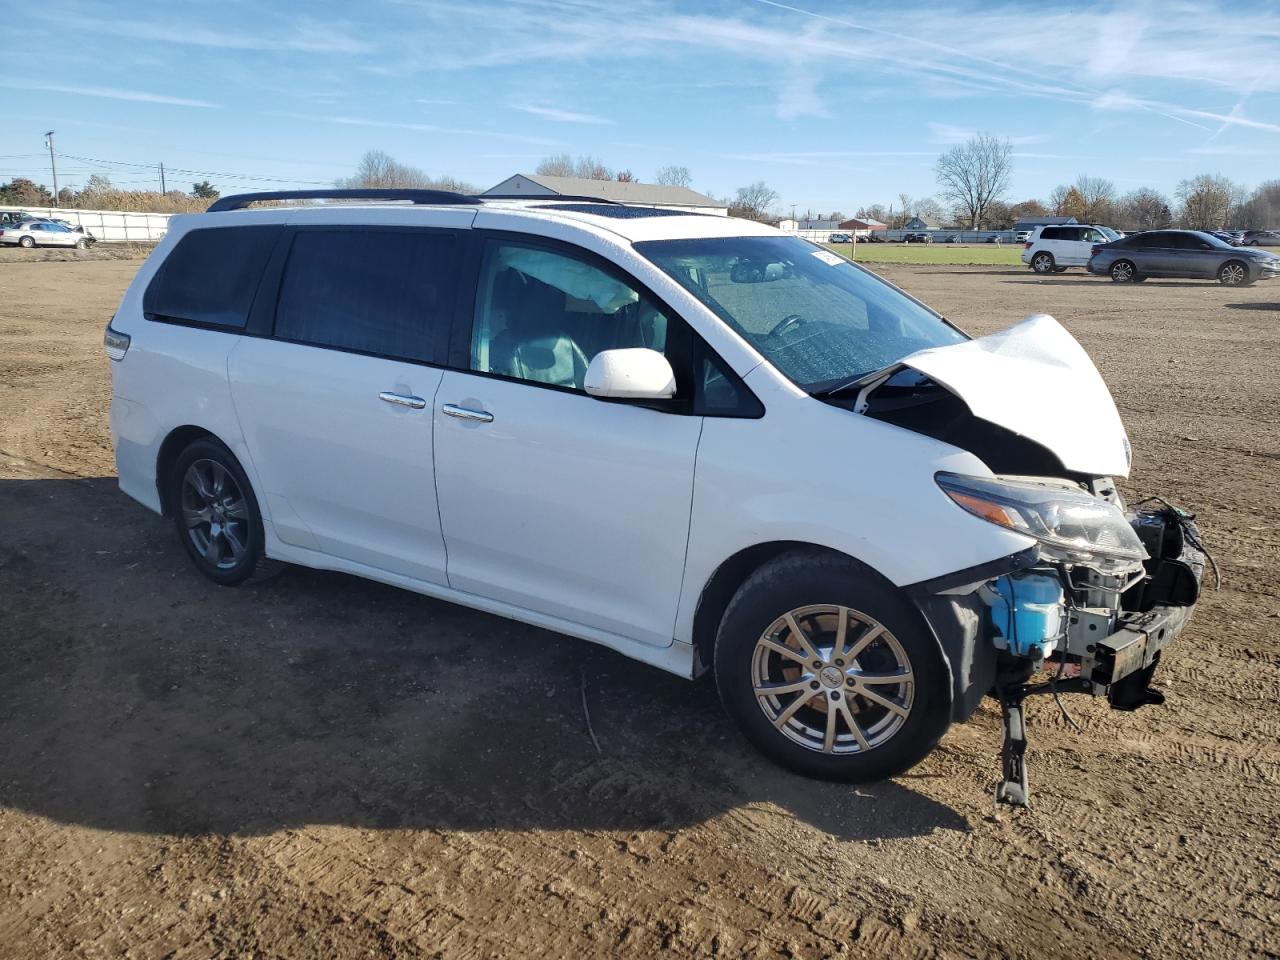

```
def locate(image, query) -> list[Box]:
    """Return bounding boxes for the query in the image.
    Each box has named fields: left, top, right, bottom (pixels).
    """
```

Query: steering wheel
left=768, top=314, right=807, bottom=338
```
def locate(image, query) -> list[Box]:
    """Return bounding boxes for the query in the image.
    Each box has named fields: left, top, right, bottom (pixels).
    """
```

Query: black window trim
left=449, top=229, right=764, bottom=419
left=262, top=223, right=465, bottom=369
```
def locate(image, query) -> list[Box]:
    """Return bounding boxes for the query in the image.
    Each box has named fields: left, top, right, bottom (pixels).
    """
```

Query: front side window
left=274, top=229, right=456, bottom=363
left=636, top=235, right=966, bottom=392
left=144, top=225, right=281, bottom=329
left=470, top=241, right=670, bottom=391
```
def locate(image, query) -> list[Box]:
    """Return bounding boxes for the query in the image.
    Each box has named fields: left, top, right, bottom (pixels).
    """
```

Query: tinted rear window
left=273, top=229, right=457, bottom=363
left=144, top=226, right=280, bottom=328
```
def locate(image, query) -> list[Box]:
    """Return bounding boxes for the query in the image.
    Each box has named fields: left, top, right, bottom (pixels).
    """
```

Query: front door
left=228, top=226, right=461, bottom=584
left=433, top=237, right=702, bottom=647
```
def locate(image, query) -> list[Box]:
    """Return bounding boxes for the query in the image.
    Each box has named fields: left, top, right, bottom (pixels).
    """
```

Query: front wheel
left=169, top=438, right=266, bottom=586
left=1031, top=252, right=1054, bottom=274
left=1218, top=261, right=1249, bottom=286
left=713, top=551, right=951, bottom=782
left=75, top=237, right=88, bottom=249
left=18, top=235, right=34, bottom=248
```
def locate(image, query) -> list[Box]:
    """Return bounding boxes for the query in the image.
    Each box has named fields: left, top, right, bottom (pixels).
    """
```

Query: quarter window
left=144, top=226, right=281, bottom=329
left=470, top=241, right=670, bottom=391
left=274, top=229, right=457, bottom=363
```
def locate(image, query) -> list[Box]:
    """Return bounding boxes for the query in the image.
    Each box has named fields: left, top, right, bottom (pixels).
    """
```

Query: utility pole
left=159, top=161, right=166, bottom=194
left=44, top=131, right=59, bottom=207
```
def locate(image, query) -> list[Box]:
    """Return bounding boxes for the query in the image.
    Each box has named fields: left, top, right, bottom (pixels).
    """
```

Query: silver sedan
left=0, top=220, right=93, bottom=249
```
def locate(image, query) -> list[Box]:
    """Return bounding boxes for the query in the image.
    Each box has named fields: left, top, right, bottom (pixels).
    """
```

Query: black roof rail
left=206, top=188, right=482, bottom=213
left=481, top=193, right=622, bottom=205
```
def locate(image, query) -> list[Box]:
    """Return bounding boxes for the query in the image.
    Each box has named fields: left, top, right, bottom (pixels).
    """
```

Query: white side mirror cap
left=583, top=348, right=676, bottom=400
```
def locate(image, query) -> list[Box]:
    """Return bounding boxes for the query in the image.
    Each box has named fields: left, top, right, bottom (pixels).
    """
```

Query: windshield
left=635, top=235, right=967, bottom=391
left=1098, top=226, right=1121, bottom=241
left=1197, top=231, right=1236, bottom=249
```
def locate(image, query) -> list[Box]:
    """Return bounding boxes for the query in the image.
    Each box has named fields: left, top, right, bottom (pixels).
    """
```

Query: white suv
left=1021, top=224, right=1119, bottom=274
left=105, top=189, right=1202, bottom=803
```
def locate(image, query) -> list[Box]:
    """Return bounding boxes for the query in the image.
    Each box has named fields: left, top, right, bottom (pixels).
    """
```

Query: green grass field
left=822, top=242, right=1280, bottom=267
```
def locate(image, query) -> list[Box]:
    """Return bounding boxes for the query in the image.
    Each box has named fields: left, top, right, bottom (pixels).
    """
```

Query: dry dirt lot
left=1, top=251, right=1277, bottom=959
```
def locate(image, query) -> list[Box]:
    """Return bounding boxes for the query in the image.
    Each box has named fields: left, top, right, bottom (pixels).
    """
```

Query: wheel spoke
left=855, top=669, right=914, bottom=686
left=857, top=686, right=909, bottom=718
left=784, top=612, right=822, bottom=664
left=754, top=678, right=814, bottom=697
left=222, top=522, right=246, bottom=559
left=773, top=690, right=817, bottom=729
left=203, top=530, right=222, bottom=564
left=846, top=623, right=884, bottom=663
left=189, top=468, right=214, bottom=502
left=759, top=638, right=811, bottom=666
left=832, top=606, right=849, bottom=659
left=223, top=497, right=248, bottom=520
left=183, top=506, right=210, bottom=529
left=838, top=699, right=870, bottom=750
left=208, top=462, right=227, bottom=496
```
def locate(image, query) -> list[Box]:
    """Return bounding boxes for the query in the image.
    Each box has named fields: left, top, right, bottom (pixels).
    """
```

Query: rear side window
left=1040, top=227, right=1061, bottom=240
left=274, top=229, right=456, bottom=363
left=144, top=226, right=280, bottom=328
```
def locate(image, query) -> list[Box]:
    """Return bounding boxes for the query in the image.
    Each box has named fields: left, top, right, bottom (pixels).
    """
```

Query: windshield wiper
left=810, top=363, right=901, bottom=399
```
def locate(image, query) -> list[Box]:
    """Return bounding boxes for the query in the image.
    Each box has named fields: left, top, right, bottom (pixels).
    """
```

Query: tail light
left=1090, top=245, right=1101, bottom=256
left=103, top=320, right=131, bottom=361
left=1023, top=241, right=1032, bottom=249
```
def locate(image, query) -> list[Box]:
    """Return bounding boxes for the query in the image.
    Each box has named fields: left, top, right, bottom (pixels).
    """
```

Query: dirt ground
left=1, top=250, right=1277, bottom=959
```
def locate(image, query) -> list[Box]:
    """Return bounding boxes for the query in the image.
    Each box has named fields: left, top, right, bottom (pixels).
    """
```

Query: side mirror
left=584, top=348, right=676, bottom=400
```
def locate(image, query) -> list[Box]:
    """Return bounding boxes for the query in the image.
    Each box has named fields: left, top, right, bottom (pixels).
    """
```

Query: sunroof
left=532, top=203, right=696, bottom=219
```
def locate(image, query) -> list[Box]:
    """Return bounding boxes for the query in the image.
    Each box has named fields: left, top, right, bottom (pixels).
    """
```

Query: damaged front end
left=910, top=477, right=1205, bottom=807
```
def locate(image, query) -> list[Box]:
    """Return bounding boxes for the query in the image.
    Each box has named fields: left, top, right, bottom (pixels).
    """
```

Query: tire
left=1110, top=259, right=1137, bottom=282
left=75, top=238, right=88, bottom=249
left=1031, top=251, right=1054, bottom=274
left=1217, top=261, right=1249, bottom=286
left=1133, top=276, right=1148, bottom=282
left=713, top=550, right=952, bottom=783
left=1052, top=267, right=1068, bottom=273
left=169, top=437, right=266, bottom=586
left=18, top=235, right=34, bottom=248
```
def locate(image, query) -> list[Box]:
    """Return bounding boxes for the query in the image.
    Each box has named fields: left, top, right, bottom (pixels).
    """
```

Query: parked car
left=1014, top=230, right=1031, bottom=243
left=104, top=188, right=1203, bottom=804
left=902, top=232, right=931, bottom=243
left=0, top=219, right=93, bottom=248
left=1088, top=229, right=1280, bottom=285
left=1021, top=224, right=1119, bottom=273
left=860, top=232, right=885, bottom=243
left=1209, top=230, right=1242, bottom=246
left=827, top=233, right=851, bottom=243
left=1241, top=230, right=1280, bottom=247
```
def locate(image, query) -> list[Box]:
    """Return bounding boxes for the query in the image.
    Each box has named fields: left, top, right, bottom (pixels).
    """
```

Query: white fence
left=781, top=227, right=1023, bottom=244
left=0, top=206, right=172, bottom=243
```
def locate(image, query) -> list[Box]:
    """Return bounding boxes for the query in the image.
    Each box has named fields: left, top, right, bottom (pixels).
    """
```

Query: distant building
left=840, top=217, right=887, bottom=235
left=484, top=174, right=728, bottom=215
left=775, top=218, right=799, bottom=232
left=903, top=215, right=941, bottom=231
left=798, top=219, right=842, bottom=231
left=1014, top=215, right=1078, bottom=231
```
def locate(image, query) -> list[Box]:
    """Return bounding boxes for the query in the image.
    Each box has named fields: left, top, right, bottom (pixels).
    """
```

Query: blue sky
left=3, top=0, right=1278, bottom=213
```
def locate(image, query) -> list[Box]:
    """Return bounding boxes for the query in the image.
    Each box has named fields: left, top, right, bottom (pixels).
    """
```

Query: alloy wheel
left=1220, top=263, right=1246, bottom=285
left=1111, top=261, right=1134, bottom=282
left=750, top=604, right=914, bottom=755
left=181, top=458, right=250, bottom=570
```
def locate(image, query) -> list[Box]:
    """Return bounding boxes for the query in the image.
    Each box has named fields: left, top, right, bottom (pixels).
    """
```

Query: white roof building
left=485, top=174, right=728, bottom=215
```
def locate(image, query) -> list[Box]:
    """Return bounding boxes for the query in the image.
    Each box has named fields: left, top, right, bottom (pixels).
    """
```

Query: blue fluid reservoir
left=990, top=574, right=1066, bottom=659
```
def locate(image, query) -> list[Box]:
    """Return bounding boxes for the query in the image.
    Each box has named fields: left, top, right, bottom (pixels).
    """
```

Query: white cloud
left=0, top=78, right=219, bottom=108
left=515, top=105, right=613, bottom=125
left=280, top=112, right=560, bottom=146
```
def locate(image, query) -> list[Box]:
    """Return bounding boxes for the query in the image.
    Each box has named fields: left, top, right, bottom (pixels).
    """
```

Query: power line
left=60, top=152, right=332, bottom=185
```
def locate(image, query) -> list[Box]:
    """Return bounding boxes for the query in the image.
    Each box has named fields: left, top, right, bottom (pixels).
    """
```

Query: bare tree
left=338, top=150, right=478, bottom=193
left=1075, top=175, right=1117, bottom=224
left=1048, top=184, right=1070, bottom=215
left=934, top=133, right=1012, bottom=229
left=654, top=165, right=692, bottom=188
left=615, top=169, right=635, bottom=183
left=536, top=153, right=614, bottom=180
left=1176, top=174, right=1238, bottom=230
left=1237, top=180, right=1280, bottom=229
left=535, top=153, right=575, bottom=177
left=1009, top=199, right=1049, bottom=222
left=1117, top=188, right=1173, bottom=230
left=729, top=181, right=779, bottom=221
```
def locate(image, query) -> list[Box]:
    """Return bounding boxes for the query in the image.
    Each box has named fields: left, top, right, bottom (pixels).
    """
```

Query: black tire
left=18, top=235, right=34, bottom=248
left=1052, top=266, right=1068, bottom=273
left=1217, top=260, right=1249, bottom=286
left=1133, top=276, right=1148, bottom=282
left=75, top=237, right=88, bottom=249
left=713, top=550, right=952, bottom=783
left=1031, top=251, right=1054, bottom=274
left=1110, top=259, right=1137, bottom=282
left=169, top=437, right=267, bottom=586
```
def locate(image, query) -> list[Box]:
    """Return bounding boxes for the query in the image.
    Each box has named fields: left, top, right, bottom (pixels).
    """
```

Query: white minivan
left=1021, top=224, right=1119, bottom=274
left=106, top=190, right=1203, bottom=803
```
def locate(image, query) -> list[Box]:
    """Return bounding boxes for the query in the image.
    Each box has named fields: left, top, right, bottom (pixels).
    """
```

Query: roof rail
left=482, top=193, right=622, bottom=205
left=206, top=188, right=482, bottom=213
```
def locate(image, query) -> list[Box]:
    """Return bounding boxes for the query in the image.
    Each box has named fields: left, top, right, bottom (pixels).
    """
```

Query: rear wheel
left=1031, top=251, right=1055, bottom=274
left=713, top=551, right=951, bottom=782
left=1110, top=259, right=1137, bottom=282
left=18, top=235, right=34, bottom=248
left=169, top=438, right=266, bottom=586
left=1218, top=261, right=1249, bottom=286
left=1052, top=266, right=1068, bottom=273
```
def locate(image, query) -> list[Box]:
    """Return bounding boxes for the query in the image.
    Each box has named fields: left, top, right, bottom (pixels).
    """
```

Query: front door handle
left=379, top=391, right=427, bottom=410
left=442, top=403, right=494, bottom=423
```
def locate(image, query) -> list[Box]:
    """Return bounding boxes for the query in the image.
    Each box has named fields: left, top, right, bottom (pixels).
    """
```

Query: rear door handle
left=442, top=403, right=494, bottom=423
left=379, top=391, right=427, bottom=410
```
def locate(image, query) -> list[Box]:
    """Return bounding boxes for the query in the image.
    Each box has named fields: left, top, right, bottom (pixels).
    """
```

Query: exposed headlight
left=936, top=473, right=1147, bottom=573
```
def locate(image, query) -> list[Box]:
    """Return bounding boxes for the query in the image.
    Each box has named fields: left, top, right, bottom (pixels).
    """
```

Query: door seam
left=429, top=372, right=453, bottom=589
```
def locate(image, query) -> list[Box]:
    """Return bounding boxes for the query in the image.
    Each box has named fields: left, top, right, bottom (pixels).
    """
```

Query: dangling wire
left=1132, top=495, right=1222, bottom=590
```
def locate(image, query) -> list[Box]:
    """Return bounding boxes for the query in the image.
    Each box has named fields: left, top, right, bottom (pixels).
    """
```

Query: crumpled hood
left=891, top=313, right=1131, bottom=477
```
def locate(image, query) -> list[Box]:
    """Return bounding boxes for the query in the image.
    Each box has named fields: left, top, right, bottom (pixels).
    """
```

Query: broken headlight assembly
left=935, top=472, right=1147, bottom=575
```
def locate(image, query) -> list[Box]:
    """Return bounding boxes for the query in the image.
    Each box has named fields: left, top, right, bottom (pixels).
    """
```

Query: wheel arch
left=155, top=425, right=225, bottom=517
